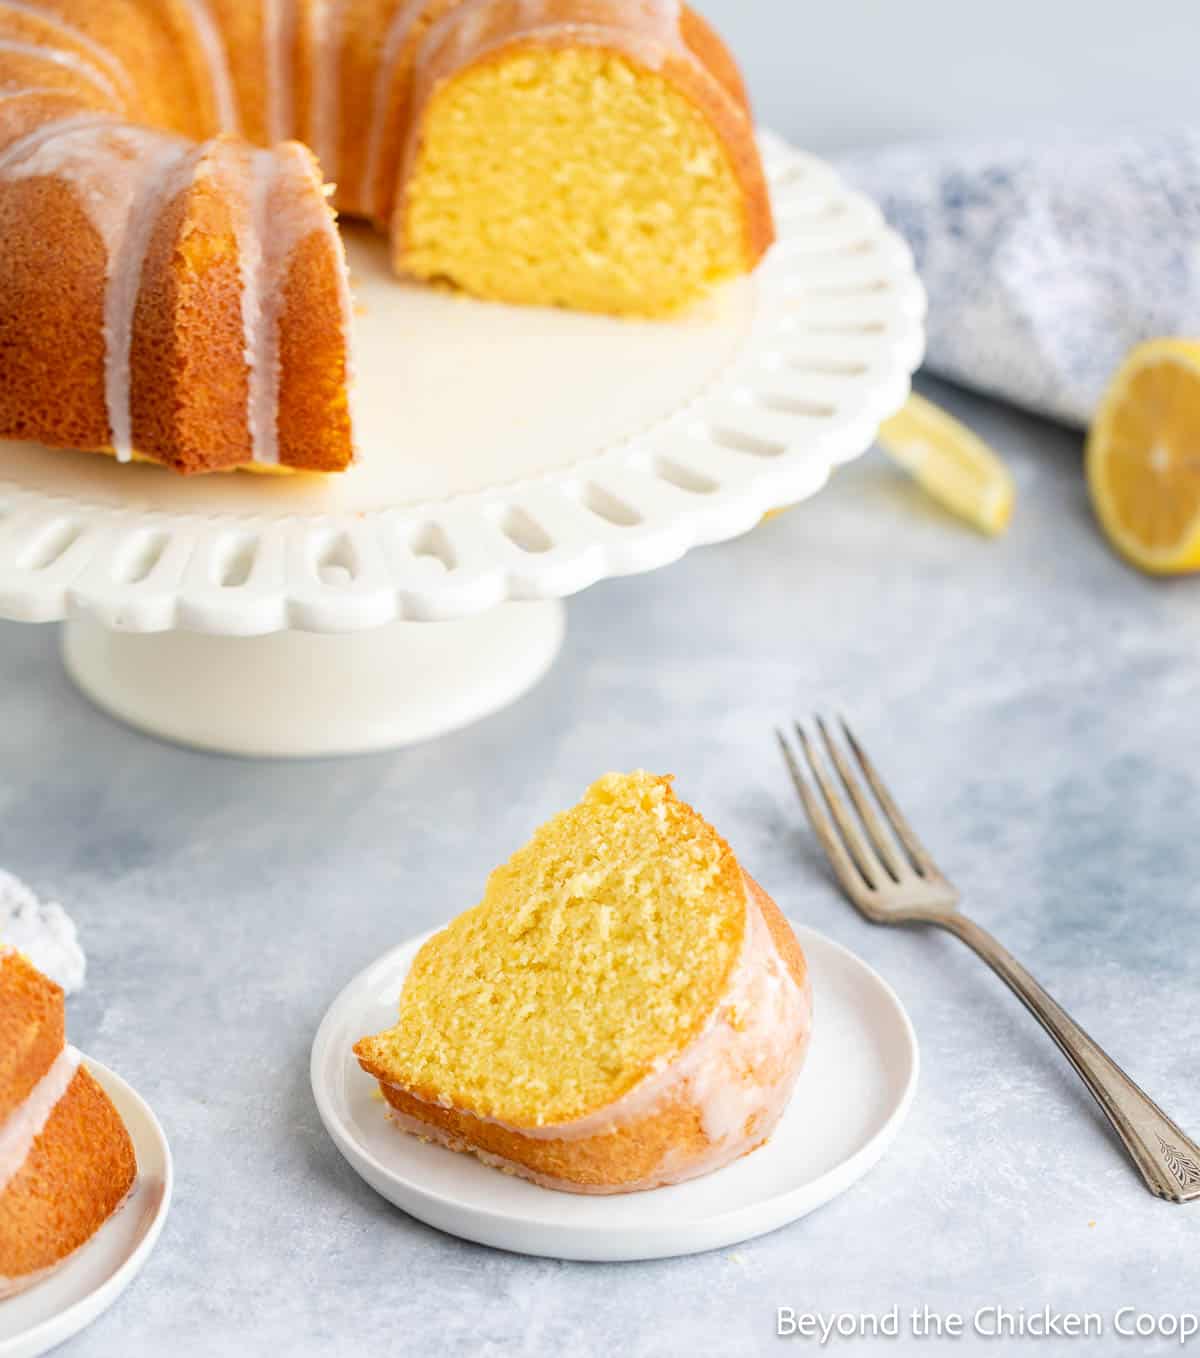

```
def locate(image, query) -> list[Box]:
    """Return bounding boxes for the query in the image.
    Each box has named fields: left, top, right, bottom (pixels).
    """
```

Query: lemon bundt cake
left=355, top=773, right=812, bottom=1194
left=0, top=948, right=136, bottom=1296
left=0, top=1, right=772, bottom=474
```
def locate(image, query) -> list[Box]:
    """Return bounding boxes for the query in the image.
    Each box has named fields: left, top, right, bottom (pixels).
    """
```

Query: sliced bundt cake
left=0, top=0, right=771, bottom=473
left=0, top=949, right=136, bottom=1296
left=355, top=772, right=811, bottom=1194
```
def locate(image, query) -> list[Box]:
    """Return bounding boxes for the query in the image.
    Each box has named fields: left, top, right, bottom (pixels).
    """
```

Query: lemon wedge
left=1086, top=339, right=1200, bottom=574
left=877, top=393, right=1015, bottom=536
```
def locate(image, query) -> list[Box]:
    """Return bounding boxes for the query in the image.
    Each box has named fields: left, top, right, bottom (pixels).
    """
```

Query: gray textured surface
left=692, top=0, right=1197, bottom=152
left=4, top=376, right=1200, bottom=1356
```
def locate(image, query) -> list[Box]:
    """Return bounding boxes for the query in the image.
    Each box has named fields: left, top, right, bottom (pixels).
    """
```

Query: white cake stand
left=0, top=136, right=924, bottom=756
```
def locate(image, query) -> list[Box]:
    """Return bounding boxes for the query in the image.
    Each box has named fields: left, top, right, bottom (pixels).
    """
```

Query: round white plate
left=0, top=1059, right=173, bottom=1358
left=312, top=924, right=919, bottom=1261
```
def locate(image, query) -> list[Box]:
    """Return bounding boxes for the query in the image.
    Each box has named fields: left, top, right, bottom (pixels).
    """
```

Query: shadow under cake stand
left=0, top=136, right=924, bottom=757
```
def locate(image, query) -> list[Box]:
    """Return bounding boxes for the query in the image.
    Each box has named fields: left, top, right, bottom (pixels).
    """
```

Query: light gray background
left=7, top=377, right=1200, bottom=1357
left=694, top=1, right=1198, bottom=149
left=6, top=7, right=1200, bottom=1356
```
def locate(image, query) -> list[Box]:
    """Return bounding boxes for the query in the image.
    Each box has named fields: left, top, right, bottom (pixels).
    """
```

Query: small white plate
left=0, top=1059, right=173, bottom=1358
left=312, top=925, right=919, bottom=1261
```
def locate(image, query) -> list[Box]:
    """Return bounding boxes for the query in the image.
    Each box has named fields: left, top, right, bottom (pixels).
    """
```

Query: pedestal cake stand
left=0, top=136, right=924, bottom=757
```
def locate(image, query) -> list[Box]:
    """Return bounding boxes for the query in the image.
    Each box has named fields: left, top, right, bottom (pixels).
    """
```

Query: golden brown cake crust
left=0, top=4, right=354, bottom=475
left=355, top=772, right=752, bottom=1128
left=397, top=0, right=775, bottom=271
left=679, top=8, right=751, bottom=115
left=0, top=952, right=65, bottom=1126
left=0, top=174, right=114, bottom=455
left=129, top=141, right=254, bottom=474
left=359, top=0, right=464, bottom=224
left=0, top=1065, right=137, bottom=1279
left=0, top=0, right=767, bottom=472
left=274, top=146, right=355, bottom=472
left=364, top=874, right=811, bottom=1193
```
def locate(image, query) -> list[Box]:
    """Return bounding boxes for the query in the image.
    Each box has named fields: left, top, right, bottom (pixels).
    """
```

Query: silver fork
left=777, top=716, right=1200, bottom=1204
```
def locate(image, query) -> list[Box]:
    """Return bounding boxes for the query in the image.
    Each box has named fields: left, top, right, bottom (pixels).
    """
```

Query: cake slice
left=0, top=949, right=136, bottom=1297
left=355, top=772, right=812, bottom=1194
left=0, top=116, right=352, bottom=474
left=130, top=136, right=354, bottom=474
left=392, top=0, right=776, bottom=316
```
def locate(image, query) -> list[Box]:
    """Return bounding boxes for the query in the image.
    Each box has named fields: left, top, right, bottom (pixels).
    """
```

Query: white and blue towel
left=841, top=133, right=1200, bottom=427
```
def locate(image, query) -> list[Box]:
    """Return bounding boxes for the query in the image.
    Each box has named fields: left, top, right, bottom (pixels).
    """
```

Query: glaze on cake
left=0, top=948, right=136, bottom=1295
left=355, top=773, right=812, bottom=1194
left=395, top=0, right=774, bottom=314
left=0, top=0, right=772, bottom=474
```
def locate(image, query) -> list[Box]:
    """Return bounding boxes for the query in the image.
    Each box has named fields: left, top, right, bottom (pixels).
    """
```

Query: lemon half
left=1086, top=339, right=1200, bottom=574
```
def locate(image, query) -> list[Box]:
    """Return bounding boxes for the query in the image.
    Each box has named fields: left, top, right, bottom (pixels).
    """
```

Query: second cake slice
left=355, top=771, right=812, bottom=1194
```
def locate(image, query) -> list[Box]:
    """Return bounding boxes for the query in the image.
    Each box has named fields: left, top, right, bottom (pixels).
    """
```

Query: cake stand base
left=61, top=602, right=565, bottom=758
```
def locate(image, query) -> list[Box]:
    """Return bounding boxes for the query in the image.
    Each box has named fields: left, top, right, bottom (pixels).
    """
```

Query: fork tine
left=775, top=728, right=873, bottom=903
left=792, top=722, right=886, bottom=890
left=816, top=715, right=907, bottom=882
left=839, top=716, right=939, bottom=879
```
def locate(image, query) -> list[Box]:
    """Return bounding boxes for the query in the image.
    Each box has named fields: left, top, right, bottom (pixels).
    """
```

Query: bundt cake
left=0, top=947, right=136, bottom=1297
left=355, top=772, right=812, bottom=1194
left=0, top=0, right=773, bottom=474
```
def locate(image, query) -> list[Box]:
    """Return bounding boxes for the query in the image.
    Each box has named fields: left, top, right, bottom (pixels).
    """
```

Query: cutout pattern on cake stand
left=0, top=135, right=925, bottom=756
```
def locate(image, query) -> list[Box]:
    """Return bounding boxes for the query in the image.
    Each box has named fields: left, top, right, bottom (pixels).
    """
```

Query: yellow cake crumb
left=357, top=772, right=747, bottom=1126
left=400, top=49, right=750, bottom=316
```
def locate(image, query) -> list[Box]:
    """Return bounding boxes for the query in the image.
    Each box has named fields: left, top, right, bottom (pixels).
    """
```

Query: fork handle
left=933, top=912, right=1200, bottom=1203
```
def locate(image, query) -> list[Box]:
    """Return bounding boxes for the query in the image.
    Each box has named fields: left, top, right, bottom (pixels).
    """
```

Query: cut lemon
left=877, top=393, right=1015, bottom=536
left=1086, top=339, right=1200, bottom=574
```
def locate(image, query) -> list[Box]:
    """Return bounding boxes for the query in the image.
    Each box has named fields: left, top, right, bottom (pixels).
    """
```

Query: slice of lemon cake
left=355, top=771, right=812, bottom=1194
left=0, top=949, right=136, bottom=1296
left=394, top=0, right=775, bottom=316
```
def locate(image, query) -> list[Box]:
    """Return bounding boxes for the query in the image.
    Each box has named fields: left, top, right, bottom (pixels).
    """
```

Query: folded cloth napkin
left=0, top=869, right=86, bottom=993
left=840, top=133, right=1200, bottom=427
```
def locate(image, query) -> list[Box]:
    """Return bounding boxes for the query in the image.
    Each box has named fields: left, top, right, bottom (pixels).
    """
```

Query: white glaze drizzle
left=325, top=179, right=355, bottom=390
left=180, top=0, right=240, bottom=133
left=0, top=1044, right=80, bottom=1195
left=245, top=149, right=278, bottom=464
left=242, top=145, right=348, bottom=465
left=143, top=139, right=269, bottom=468
left=0, top=84, right=64, bottom=106
left=264, top=0, right=295, bottom=143
left=0, top=108, right=111, bottom=166
left=394, top=0, right=693, bottom=213
left=380, top=878, right=812, bottom=1191
left=0, top=11, right=350, bottom=471
left=421, top=0, right=687, bottom=81
left=361, top=0, right=439, bottom=218
left=0, top=36, right=118, bottom=103
left=102, top=140, right=196, bottom=461
left=0, top=1, right=136, bottom=107
left=674, top=890, right=806, bottom=1146
left=423, top=0, right=487, bottom=70
left=309, top=0, right=343, bottom=184
left=0, top=119, right=194, bottom=461
left=377, top=0, right=688, bottom=222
